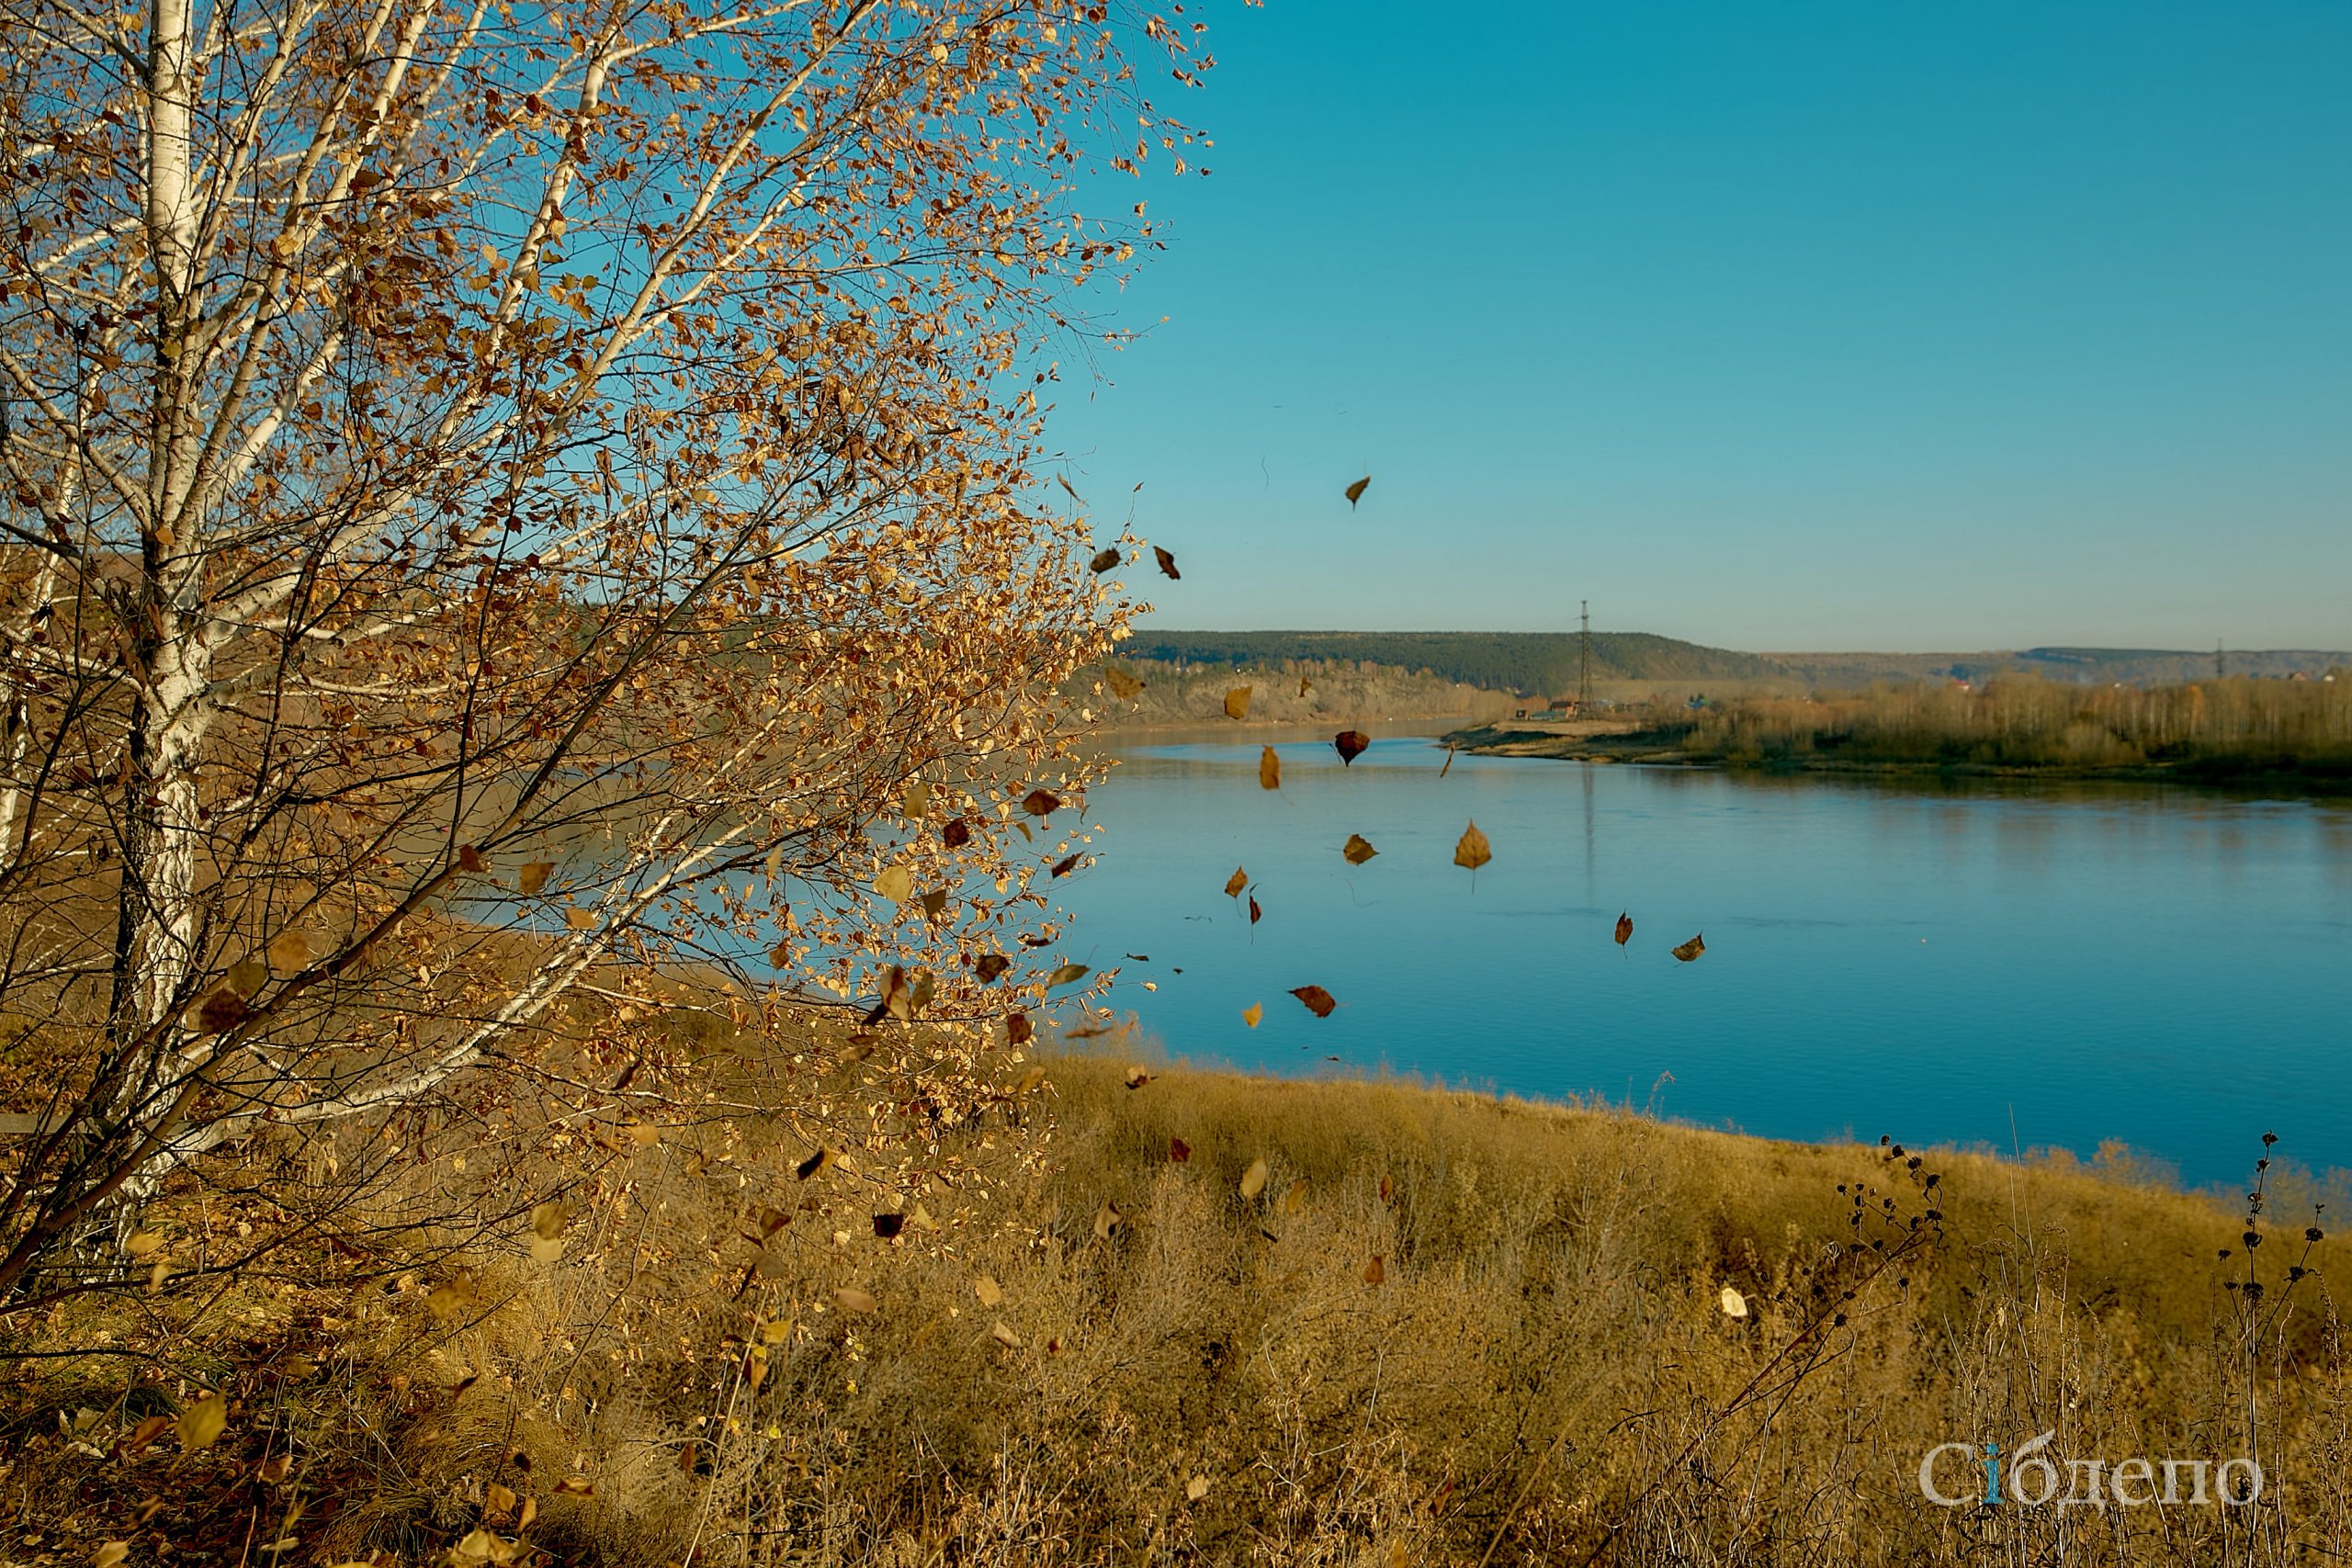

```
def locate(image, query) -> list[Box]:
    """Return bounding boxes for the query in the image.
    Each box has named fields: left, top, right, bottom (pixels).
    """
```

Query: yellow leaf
left=517, top=862, right=553, bottom=897
left=1186, top=1474, right=1211, bottom=1502
left=531, top=1201, right=565, bottom=1240
left=94, top=1543, right=130, bottom=1568
left=990, top=1320, right=1022, bottom=1349
left=1105, top=665, right=1145, bottom=701
left=628, top=1122, right=659, bottom=1148
left=266, top=930, right=311, bottom=970
left=177, top=1391, right=227, bottom=1452
left=528, top=1235, right=563, bottom=1263
left=1720, top=1285, right=1748, bottom=1318
left=226, top=956, right=268, bottom=997
left=1453, top=820, right=1492, bottom=872
left=1223, top=685, right=1251, bottom=720
left=975, top=1275, right=1004, bottom=1307
left=1238, top=1158, right=1269, bottom=1200
left=902, top=780, right=932, bottom=819
left=1242, top=1003, right=1262, bottom=1029
left=1092, top=1201, right=1121, bottom=1239
left=873, top=864, right=913, bottom=903
left=564, top=907, right=597, bottom=931
left=1342, top=833, right=1378, bottom=864
left=124, top=1229, right=163, bottom=1258
left=1224, top=865, right=1248, bottom=898
left=1259, top=747, right=1281, bottom=791
left=1674, top=932, right=1707, bottom=963
left=834, top=1286, right=878, bottom=1314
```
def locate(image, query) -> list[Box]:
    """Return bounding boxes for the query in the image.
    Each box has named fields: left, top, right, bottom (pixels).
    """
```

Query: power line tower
left=1578, top=601, right=1593, bottom=709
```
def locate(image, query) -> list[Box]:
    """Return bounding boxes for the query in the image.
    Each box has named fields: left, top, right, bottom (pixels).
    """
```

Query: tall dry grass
left=5, top=1043, right=2345, bottom=1566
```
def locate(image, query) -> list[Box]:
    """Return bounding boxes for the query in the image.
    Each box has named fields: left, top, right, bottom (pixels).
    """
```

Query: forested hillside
left=1126, top=629, right=1780, bottom=694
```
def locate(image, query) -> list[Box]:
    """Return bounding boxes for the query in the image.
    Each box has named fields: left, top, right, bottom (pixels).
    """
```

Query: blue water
left=1036, top=730, right=2352, bottom=1188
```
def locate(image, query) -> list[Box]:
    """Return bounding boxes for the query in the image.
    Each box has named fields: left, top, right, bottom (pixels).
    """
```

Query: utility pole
left=1578, top=601, right=1593, bottom=710
left=2216, top=639, right=2225, bottom=680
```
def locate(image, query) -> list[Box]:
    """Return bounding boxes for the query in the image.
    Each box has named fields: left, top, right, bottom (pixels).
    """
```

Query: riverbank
left=10, top=1030, right=2345, bottom=1566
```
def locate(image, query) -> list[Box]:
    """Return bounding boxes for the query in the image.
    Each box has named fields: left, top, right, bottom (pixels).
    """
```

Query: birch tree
left=0, top=0, right=1209, bottom=1304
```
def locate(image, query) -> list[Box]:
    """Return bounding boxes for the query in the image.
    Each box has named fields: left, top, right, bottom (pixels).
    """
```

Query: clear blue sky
left=1046, top=1, right=2351, bottom=651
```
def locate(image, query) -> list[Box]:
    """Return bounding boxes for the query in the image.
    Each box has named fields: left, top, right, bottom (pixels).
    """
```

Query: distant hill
left=1125, top=630, right=1780, bottom=696
left=1767, top=647, right=2352, bottom=687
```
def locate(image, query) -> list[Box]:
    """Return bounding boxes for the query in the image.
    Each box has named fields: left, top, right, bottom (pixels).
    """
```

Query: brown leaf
left=768, top=939, right=792, bottom=968
left=1089, top=547, right=1122, bottom=572
left=556, top=1476, right=595, bottom=1497
left=1104, top=665, right=1145, bottom=701
left=1259, top=746, right=1281, bottom=790
left=1223, top=685, right=1252, bottom=721
left=266, top=930, right=311, bottom=970
left=1057, top=472, right=1083, bottom=502
left=943, top=818, right=974, bottom=848
left=1342, top=833, right=1378, bottom=864
left=1453, top=820, right=1492, bottom=872
left=873, top=1213, right=905, bottom=1239
left=1022, top=788, right=1061, bottom=817
left=920, top=889, right=948, bottom=919
left=1344, top=475, right=1371, bottom=507
left=1125, top=1064, right=1153, bottom=1089
left=1153, top=546, right=1180, bottom=580
left=1364, top=1255, right=1386, bottom=1285
left=1379, top=1174, right=1395, bottom=1203
left=1169, top=1136, right=1192, bottom=1163
left=833, top=1286, right=878, bottom=1314
left=1333, top=729, right=1370, bottom=765
left=1224, top=865, right=1248, bottom=898
left=1248, top=893, right=1261, bottom=926
left=990, top=1320, right=1023, bottom=1349
left=517, top=862, right=553, bottom=897
left=1440, top=745, right=1456, bottom=777
left=796, top=1147, right=833, bottom=1180
left=1050, top=852, right=1080, bottom=878
left=1672, top=932, right=1707, bottom=963
left=1290, top=985, right=1337, bottom=1018
left=1092, top=1201, right=1121, bottom=1239
left=458, top=843, right=488, bottom=874
left=226, top=956, right=268, bottom=997
left=1045, top=963, right=1090, bottom=989
left=193, top=989, right=248, bottom=1034
left=1615, top=911, right=1634, bottom=947
left=976, top=953, right=1011, bottom=982
left=126, top=1413, right=173, bottom=1454
left=1006, top=1010, right=1034, bottom=1046
left=531, top=1201, right=565, bottom=1241
left=1298, top=675, right=1313, bottom=697
left=1238, top=1157, right=1269, bottom=1200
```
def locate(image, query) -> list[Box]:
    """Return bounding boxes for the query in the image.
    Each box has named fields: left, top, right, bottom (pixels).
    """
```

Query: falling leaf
left=1045, top=963, right=1090, bottom=989
left=976, top=954, right=1010, bottom=982
left=1153, top=546, right=1180, bottom=580
left=1186, top=1475, right=1211, bottom=1502
left=1223, top=685, right=1252, bottom=720
left=873, top=864, right=913, bottom=903
left=768, top=939, right=792, bottom=968
left=1224, top=865, right=1249, bottom=898
left=873, top=1213, right=905, bottom=1239
left=564, top=907, right=597, bottom=931
left=1290, top=985, right=1337, bottom=1018
left=1281, top=1178, right=1308, bottom=1216
left=1614, top=912, right=1634, bottom=948
left=1363, top=1255, right=1385, bottom=1285
left=1259, top=747, right=1281, bottom=790
left=833, top=1287, right=878, bottom=1314
left=1125, top=1065, right=1153, bottom=1089
left=920, top=889, right=947, bottom=919
left=178, top=1392, right=227, bottom=1452
left=266, top=930, right=311, bottom=970
left=1720, top=1285, right=1748, bottom=1318
left=902, top=780, right=932, bottom=819
left=1241, top=1003, right=1262, bottom=1029
left=943, top=818, right=974, bottom=848
left=1020, top=932, right=1054, bottom=948
left=529, top=1235, right=563, bottom=1263
left=1089, top=547, right=1122, bottom=572
left=517, top=862, right=553, bottom=897
left=990, top=1320, right=1023, bottom=1349
left=1007, top=1011, right=1034, bottom=1046
left=1057, top=473, right=1083, bottom=502
left=94, top=1544, right=130, bottom=1568
left=976, top=1275, right=1005, bottom=1306
left=1298, top=675, right=1313, bottom=697
left=1333, top=729, right=1371, bottom=765
left=1453, top=820, right=1492, bottom=872
left=1169, top=1136, right=1192, bottom=1162
left=1022, top=788, right=1061, bottom=817
left=555, top=1476, right=595, bottom=1496
left=1248, top=894, right=1261, bottom=926
left=1439, top=746, right=1456, bottom=778
left=1125, top=952, right=1151, bottom=962
left=227, top=956, right=268, bottom=997
left=531, top=1201, right=565, bottom=1240
left=458, top=843, right=486, bottom=874
left=1342, top=833, right=1378, bottom=864
left=1238, top=1158, right=1270, bottom=1199
left=1092, top=1201, right=1122, bottom=1239
left=1344, top=475, right=1370, bottom=507
left=796, top=1148, right=833, bottom=1180
left=1673, top=932, right=1706, bottom=963
left=1104, top=665, right=1145, bottom=701
left=192, top=989, right=248, bottom=1035
left=1015, top=1065, right=1048, bottom=1094
left=1379, top=1174, right=1395, bottom=1203
left=1050, top=853, right=1080, bottom=878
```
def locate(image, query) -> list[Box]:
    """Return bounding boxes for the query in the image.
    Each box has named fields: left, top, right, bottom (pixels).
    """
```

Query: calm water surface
left=1042, top=729, right=2352, bottom=1187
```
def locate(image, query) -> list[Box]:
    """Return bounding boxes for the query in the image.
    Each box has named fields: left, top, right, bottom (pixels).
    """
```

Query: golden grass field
left=6, top=1023, right=2347, bottom=1566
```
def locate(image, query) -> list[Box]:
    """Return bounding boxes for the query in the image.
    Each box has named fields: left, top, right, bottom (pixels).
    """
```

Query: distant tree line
left=1127, top=631, right=1779, bottom=695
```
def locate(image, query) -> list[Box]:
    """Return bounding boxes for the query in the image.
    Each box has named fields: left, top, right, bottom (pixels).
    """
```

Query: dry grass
left=5, top=1041, right=2346, bottom=1566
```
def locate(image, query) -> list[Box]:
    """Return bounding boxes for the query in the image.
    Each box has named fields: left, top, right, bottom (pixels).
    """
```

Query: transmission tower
left=1578, top=601, right=1593, bottom=709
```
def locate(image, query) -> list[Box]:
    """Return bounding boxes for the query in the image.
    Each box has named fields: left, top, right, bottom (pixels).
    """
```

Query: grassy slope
left=10, top=1038, right=2345, bottom=1567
